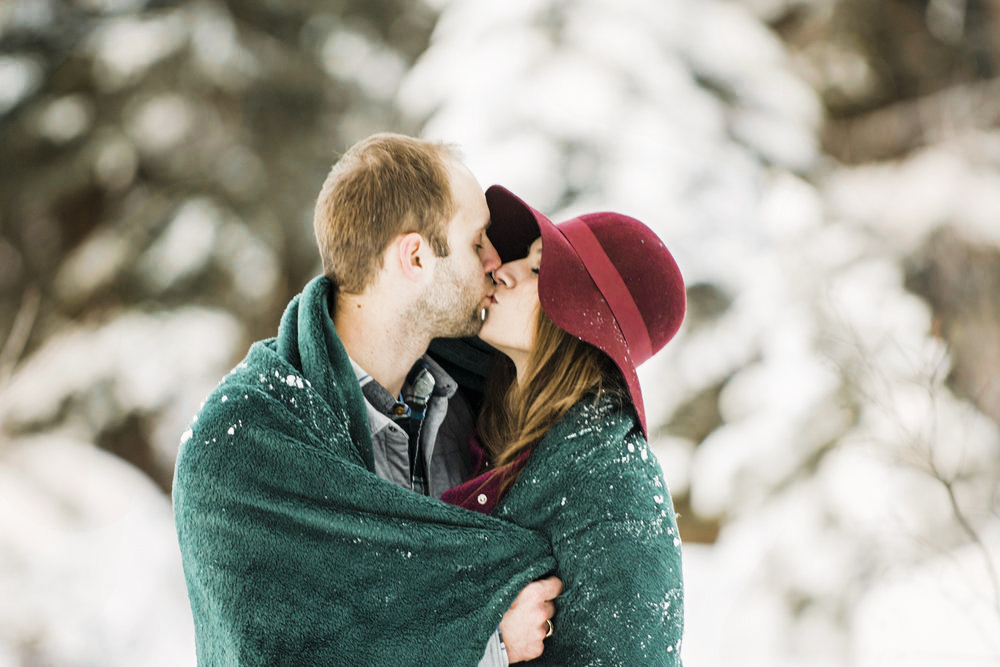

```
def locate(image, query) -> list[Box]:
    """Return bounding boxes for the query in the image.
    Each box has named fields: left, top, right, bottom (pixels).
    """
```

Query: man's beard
left=410, top=257, right=486, bottom=339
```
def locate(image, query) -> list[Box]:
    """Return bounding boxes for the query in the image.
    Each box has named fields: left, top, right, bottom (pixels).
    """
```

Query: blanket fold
left=174, top=276, right=555, bottom=666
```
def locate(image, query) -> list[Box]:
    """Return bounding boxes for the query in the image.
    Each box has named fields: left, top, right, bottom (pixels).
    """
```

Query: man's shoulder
left=527, top=394, right=646, bottom=484
left=176, top=343, right=363, bottom=479
left=184, top=338, right=346, bottom=444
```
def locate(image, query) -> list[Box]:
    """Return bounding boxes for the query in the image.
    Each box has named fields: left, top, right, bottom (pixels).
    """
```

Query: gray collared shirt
left=349, top=354, right=474, bottom=499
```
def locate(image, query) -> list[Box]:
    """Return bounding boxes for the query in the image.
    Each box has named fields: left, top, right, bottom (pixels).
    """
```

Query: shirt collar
left=348, top=354, right=458, bottom=418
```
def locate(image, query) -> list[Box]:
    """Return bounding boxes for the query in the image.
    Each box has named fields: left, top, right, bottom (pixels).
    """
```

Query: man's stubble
left=408, top=254, right=487, bottom=339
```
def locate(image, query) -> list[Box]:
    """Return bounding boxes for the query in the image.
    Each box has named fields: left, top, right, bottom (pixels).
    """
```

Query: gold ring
left=545, top=619, right=554, bottom=638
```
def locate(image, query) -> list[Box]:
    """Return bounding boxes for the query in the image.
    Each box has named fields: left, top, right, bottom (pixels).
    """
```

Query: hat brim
left=485, top=185, right=651, bottom=437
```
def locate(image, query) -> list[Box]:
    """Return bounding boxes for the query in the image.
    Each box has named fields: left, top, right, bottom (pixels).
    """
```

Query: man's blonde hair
left=314, top=133, right=458, bottom=293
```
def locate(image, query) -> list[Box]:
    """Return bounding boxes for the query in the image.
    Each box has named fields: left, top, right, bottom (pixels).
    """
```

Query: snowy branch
left=0, top=286, right=40, bottom=389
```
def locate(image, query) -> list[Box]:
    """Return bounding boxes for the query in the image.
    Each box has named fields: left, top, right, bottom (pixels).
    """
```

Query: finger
left=522, top=577, right=554, bottom=604
left=526, top=604, right=555, bottom=633
left=537, top=576, right=563, bottom=600
left=527, top=640, right=545, bottom=661
left=518, top=581, right=546, bottom=605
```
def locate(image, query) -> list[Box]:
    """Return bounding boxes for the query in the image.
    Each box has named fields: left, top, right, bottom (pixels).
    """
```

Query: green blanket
left=173, top=276, right=556, bottom=665
left=496, top=396, right=686, bottom=665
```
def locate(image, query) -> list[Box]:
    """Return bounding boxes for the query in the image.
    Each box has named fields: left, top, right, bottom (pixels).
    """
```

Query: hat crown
left=552, top=212, right=685, bottom=365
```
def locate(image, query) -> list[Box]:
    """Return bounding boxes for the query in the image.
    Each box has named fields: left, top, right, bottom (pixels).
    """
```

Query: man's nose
left=480, top=235, right=501, bottom=273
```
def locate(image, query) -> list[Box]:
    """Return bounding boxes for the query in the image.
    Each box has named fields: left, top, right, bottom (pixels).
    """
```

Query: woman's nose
left=493, top=262, right=516, bottom=287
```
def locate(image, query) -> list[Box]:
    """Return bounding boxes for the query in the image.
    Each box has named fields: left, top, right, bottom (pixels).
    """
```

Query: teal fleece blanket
left=173, top=276, right=556, bottom=665
left=494, top=396, right=686, bottom=665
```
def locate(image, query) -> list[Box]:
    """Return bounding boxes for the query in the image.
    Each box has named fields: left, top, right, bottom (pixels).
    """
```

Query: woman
left=442, top=186, right=687, bottom=665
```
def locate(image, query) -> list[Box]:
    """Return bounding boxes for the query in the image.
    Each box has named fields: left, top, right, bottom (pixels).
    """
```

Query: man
left=174, top=133, right=560, bottom=665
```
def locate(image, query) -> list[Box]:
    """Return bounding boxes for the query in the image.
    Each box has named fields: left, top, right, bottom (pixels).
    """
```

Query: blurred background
left=1, top=0, right=999, bottom=665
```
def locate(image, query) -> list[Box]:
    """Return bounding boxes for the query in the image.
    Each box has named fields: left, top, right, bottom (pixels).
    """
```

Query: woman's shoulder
left=530, top=391, right=657, bottom=488
left=499, top=389, right=677, bottom=538
left=543, top=389, right=638, bottom=452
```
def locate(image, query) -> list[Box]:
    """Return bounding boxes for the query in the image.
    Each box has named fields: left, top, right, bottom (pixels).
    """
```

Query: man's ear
left=395, top=232, right=431, bottom=283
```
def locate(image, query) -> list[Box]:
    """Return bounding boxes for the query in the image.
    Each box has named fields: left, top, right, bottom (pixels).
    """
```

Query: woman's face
left=479, top=237, right=542, bottom=373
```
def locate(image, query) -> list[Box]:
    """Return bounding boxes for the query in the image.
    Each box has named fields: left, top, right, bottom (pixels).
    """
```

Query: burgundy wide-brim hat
left=485, top=185, right=686, bottom=438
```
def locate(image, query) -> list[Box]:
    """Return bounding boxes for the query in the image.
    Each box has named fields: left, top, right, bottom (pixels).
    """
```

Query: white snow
left=53, top=227, right=133, bottom=303
left=138, top=198, right=219, bottom=290
left=126, top=93, right=195, bottom=154
left=852, top=532, right=1000, bottom=667
left=0, top=54, right=43, bottom=114
left=0, top=307, right=244, bottom=479
left=0, top=434, right=195, bottom=666
left=321, top=27, right=408, bottom=101
left=825, top=138, right=1000, bottom=251
left=189, top=3, right=259, bottom=89
left=36, top=94, right=93, bottom=143
left=87, top=13, right=187, bottom=90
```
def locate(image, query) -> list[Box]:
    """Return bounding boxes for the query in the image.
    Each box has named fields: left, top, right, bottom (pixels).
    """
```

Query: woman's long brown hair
left=477, top=306, right=623, bottom=492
